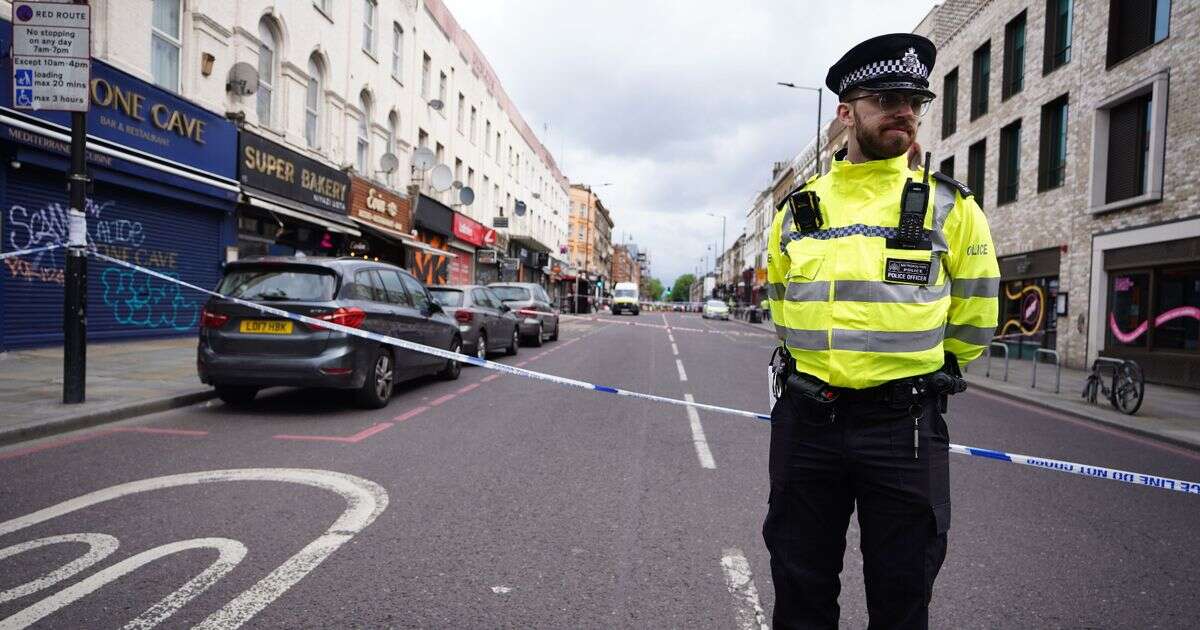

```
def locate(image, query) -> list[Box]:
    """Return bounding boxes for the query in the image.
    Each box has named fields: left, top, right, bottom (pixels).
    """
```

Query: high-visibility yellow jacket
left=766, top=153, right=1000, bottom=389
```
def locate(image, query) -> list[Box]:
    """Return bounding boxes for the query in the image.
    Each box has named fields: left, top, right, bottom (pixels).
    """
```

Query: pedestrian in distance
left=763, top=33, right=1000, bottom=629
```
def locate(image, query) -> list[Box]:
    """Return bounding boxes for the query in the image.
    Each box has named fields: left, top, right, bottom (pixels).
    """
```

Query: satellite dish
left=412, top=147, right=435, bottom=171
left=459, top=186, right=475, bottom=206
left=430, top=164, right=453, bottom=192
left=514, top=200, right=527, bottom=217
left=451, top=180, right=463, bottom=189
left=379, top=152, right=399, bottom=174
left=226, top=62, right=259, bottom=96
left=427, top=99, right=444, bottom=111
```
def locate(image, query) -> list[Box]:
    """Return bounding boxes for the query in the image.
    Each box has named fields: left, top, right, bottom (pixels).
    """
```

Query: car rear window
left=706, top=300, right=726, bottom=307
left=218, top=267, right=337, bottom=301
left=491, top=286, right=531, bottom=302
left=615, top=289, right=637, bottom=298
left=429, top=288, right=464, bottom=307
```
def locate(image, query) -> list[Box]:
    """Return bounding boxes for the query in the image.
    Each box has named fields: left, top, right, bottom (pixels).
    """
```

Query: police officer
left=763, top=33, right=1000, bottom=629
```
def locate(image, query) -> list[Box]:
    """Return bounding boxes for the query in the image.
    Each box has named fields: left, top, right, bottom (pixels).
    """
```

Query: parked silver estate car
left=429, top=284, right=520, bottom=361
left=488, top=282, right=560, bottom=347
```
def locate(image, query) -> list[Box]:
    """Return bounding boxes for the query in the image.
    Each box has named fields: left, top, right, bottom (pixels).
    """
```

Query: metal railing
left=1031, top=348, right=1061, bottom=394
left=986, top=342, right=1009, bottom=381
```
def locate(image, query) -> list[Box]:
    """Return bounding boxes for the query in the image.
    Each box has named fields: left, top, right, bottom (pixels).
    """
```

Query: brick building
left=915, top=0, right=1198, bottom=388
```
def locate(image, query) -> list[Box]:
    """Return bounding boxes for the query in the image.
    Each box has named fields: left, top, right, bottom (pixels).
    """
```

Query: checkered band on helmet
left=838, top=55, right=930, bottom=94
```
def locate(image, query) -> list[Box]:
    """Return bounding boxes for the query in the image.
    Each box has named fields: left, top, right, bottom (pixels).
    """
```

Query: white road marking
left=684, top=394, right=716, bottom=469
left=0, top=468, right=389, bottom=630
left=671, top=342, right=679, bottom=356
left=0, top=533, right=119, bottom=603
left=720, top=548, right=769, bottom=630
left=490, top=585, right=512, bottom=594
left=675, top=359, right=689, bottom=382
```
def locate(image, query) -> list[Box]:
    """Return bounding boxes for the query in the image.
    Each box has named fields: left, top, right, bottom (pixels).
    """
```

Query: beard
left=853, top=110, right=915, bottom=160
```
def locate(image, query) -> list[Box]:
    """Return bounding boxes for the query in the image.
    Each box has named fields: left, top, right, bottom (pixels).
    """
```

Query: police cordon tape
left=59, top=249, right=1200, bottom=496
left=0, top=244, right=61, bottom=260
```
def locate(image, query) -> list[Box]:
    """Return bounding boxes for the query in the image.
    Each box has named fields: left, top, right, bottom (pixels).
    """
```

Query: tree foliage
left=669, top=274, right=695, bottom=302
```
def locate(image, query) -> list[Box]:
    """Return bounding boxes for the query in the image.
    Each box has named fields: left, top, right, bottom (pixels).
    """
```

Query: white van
left=611, top=282, right=640, bottom=316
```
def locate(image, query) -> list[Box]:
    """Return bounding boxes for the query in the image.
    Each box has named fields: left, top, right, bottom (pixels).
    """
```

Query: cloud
left=444, top=0, right=940, bottom=286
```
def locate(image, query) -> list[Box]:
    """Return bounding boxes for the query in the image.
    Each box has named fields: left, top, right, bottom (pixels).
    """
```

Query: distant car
left=702, top=299, right=730, bottom=320
left=197, top=257, right=463, bottom=409
left=488, top=282, right=560, bottom=346
left=611, top=282, right=640, bottom=316
left=429, top=284, right=520, bottom=361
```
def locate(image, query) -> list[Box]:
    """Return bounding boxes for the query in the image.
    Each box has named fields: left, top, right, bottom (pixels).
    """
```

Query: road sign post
left=11, top=1, right=92, bottom=403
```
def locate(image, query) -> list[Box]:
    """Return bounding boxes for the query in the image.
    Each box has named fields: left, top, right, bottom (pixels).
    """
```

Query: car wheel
left=475, top=332, right=488, bottom=362
left=438, top=337, right=463, bottom=380
left=355, top=348, right=394, bottom=409
left=633, top=309, right=640, bottom=316
left=549, top=321, right=559, bottom=341
left=526, top=324, right=544, bottom=347
left=215, top=385, right=258, bottom=407
left=506, top=327, right=520, bottom=356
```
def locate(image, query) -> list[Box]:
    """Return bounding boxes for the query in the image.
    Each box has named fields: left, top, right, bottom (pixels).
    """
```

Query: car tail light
left=201, top=308, right=229, bottom=329
left=305, top=306, right=366, bottom=331
left=455, top=309, right=473, bottom=324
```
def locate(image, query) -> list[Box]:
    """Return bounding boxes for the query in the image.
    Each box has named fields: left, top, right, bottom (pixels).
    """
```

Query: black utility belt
left=784, top=370, right=933, bottom=405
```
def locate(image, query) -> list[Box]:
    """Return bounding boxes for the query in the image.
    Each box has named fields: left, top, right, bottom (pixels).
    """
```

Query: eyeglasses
left=845, top=91, right=933, bottom=117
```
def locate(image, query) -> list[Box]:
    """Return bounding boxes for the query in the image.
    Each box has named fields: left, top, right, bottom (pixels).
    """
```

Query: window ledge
left=392, top=73, right=403, bottom=86
left=1089, top=190, right=1162, bottom=215
left=363, top=49, right=378, bottom=63
left=314, top=6, right=334, bottom=24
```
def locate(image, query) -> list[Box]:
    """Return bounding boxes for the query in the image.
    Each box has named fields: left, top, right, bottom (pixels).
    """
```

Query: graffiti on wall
left=4, top=198, right=195, bottom=331
left=410, top=233, right=449, bottom=285
left=999, top=283, right=1046, bottom=337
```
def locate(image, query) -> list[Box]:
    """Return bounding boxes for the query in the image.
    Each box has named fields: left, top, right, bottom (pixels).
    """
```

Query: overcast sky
left=444, top=0, right=941, bottom=290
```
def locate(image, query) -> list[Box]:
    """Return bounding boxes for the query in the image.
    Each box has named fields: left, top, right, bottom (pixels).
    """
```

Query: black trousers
left=763, top=385, right=951, bottom=630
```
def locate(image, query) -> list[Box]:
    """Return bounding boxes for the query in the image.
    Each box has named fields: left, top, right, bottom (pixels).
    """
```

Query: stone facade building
left=916, top=0, right=1198, bottom=387
left=568, top=184, right=615, bottom=302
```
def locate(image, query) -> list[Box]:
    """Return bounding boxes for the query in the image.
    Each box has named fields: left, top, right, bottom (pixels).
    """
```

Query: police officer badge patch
left=901, top=47, right=921, bottom=74
left=884, top=257, right=932, bottom=284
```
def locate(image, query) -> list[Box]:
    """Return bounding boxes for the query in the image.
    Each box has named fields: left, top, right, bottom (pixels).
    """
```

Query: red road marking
left=481, top=374, right=501, bottom=383
left=393, top=406, right=430, bottom=422
left=274, top=421, right=395, bottom=443
left=456, top=383, right=480, bottom=395
left=429, top=393, right=457, bottom=407
left=515, top=361, right=529, bottom=367
left=110, top=427, right=209, bottom=436
left=0, top=426, right=207, bottom=462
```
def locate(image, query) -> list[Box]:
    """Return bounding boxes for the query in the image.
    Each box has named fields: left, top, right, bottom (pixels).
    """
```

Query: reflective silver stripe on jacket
left=767, top=283, right=787, bottom=300
left=950, top=277, right=1000, bottom=299
left=832, top=280, right=950, bottom=303
left=784, top=281, right=831, bottom=302
left=831, top=326, right=945, bottom=353
left=775, top=324, right=830, bottom=350
left=944, top=323, right=996, bottom=346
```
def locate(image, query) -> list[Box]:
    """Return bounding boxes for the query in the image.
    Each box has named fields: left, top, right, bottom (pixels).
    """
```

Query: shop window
left=1043, top=0, right=1073, bottom=74
left=1153, top=265, right=1199, bottom=351
left=1038, top=94, right=1069, bottom=191
left=1107, top=271, right=1151, bottom=348
left=940, top=69, right=958, bottom=139
left=970, top=41, right=990, bottom=120
left=1107, top=0, right=1170, bottom=67
left=1002, top=11, right=1026, bottom=100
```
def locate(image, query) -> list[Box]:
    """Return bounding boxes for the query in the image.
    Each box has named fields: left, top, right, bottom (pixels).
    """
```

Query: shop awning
left=400, top=235, right=457, bottom=257
left=350, top=216, right=407, bottom=242
left=243, top=192, right=361, bottom=236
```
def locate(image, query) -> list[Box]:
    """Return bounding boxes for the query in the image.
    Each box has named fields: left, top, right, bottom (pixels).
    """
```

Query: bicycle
left=1082, top=357, right=1145, bottom=415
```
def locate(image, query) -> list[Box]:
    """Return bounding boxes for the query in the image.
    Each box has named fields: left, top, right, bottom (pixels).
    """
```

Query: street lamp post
left=706, top=211, right=726, bottom=294
left=777, top=82, right=824, bottom=177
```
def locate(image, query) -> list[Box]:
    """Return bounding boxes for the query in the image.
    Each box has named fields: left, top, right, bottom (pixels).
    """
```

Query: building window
left=1089, top=73, right=1167, bottom=213
left=438, top=71, right=447, bottom=104
left=457, top=93, right=466, bottom=132
left=939, top=156, right=955, bottom=179
left=392, top=23, right=404, bottom=79
left=970, top=41, right=990, bottom=120
left=418, top=128, right=428, bottom=148
left=313, top=0, right=332, bottom=16
left=256, top=18, right=279, bottom=127
left=941, top=68, right=958, bottom=139
left=357, top=93, right=372, bottom=175
left=485, top=120, right=492, bottom=154
left=421, top=53, right=431, bottom=98
left=967, top=139, right=986, bottom=208
left=1038, top=94, right=1069, bottom=191
left=998, top=120, right=1021, bottom=205
left=305, top=56, right=324, bottom=149
left=362, top=0, right=377, bottom=56
left=1153, top=264, right=1200, bottom=351
left=1107, top=0, right=1171, bottom=67
left=387, top=111, right=400, bottom=186
left=1044, top=0, right=1073, bottom=74
left=151, top=0, right=181, bottom=91
left=495, top=132, right=501, bottom=165
left=1002, top=11, right=1026, bottom=100
left=469, top=106, right=477, bottom=143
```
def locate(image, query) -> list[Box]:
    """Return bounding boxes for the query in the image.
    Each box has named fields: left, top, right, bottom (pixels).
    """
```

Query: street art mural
left=410, top=233, right=449, bottom=285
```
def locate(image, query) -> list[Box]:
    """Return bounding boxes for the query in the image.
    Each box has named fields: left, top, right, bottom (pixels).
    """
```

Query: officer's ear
left=837, top=91, right=861, bottom=129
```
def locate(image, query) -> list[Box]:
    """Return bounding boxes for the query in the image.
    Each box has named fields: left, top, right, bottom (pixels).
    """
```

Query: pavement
left=734, top=313, right=1200, bottom=451
left=0, top=335, right=211, bottom=446
left=2, top=312, right=1198, bottom=628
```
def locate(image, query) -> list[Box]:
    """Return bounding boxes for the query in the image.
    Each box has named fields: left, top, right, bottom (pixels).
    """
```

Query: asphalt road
left=1, top=312, right=1198, bottom=628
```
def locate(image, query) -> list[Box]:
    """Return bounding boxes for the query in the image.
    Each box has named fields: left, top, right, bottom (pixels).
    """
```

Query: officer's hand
left=907, top=141, right=923, bottom=170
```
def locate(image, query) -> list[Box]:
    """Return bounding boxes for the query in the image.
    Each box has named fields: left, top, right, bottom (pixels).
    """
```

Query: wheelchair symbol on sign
left=14, top=69, right=33, bottom=87
left=14, top=89, right=34, bottom=108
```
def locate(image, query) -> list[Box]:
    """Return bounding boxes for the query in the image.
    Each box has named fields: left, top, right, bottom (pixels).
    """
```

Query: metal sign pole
left=63, top=110, right=88, bottom=403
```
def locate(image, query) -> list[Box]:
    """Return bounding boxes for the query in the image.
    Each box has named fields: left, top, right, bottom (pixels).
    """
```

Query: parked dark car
left=488, top=282, right=560, bottom=346
left=429, top=284, right=520, bottom=361
left=197, top=257, right=463, bottom=409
